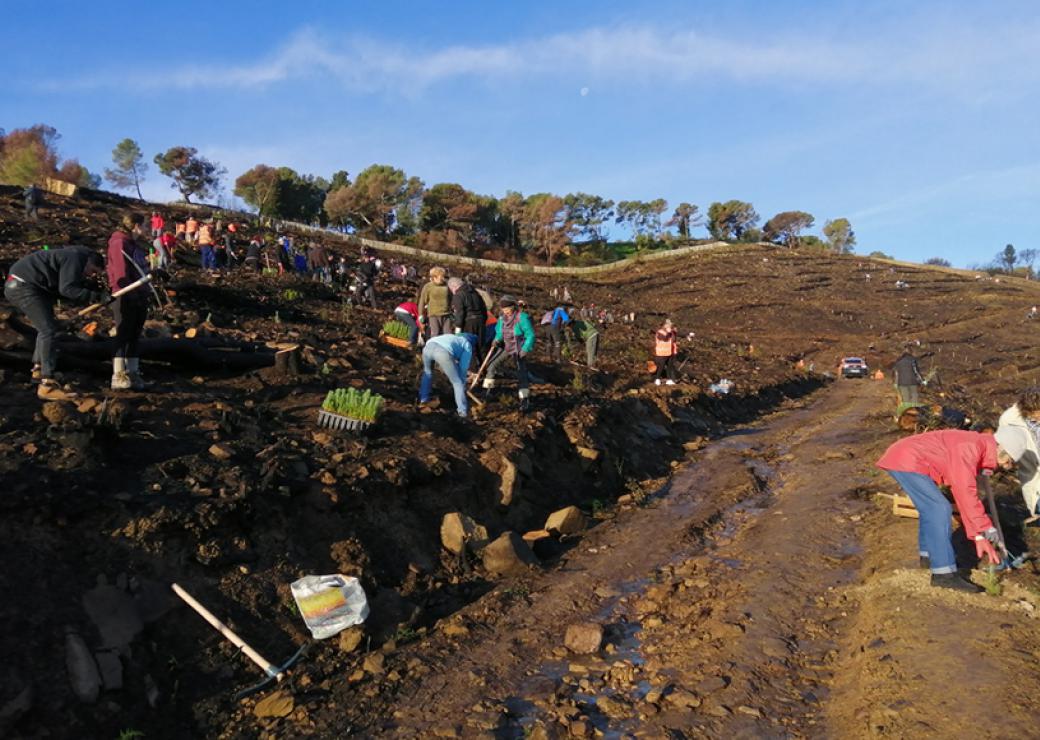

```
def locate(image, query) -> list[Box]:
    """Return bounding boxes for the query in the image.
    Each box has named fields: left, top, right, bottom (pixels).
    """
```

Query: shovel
left=78, top=275, right=153, bottom=316
left=172, top=583, right=310, bottom=698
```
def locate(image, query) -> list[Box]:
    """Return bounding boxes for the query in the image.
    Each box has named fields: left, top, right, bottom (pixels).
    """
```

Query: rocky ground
left=1, top=187, right=1039, bottom=738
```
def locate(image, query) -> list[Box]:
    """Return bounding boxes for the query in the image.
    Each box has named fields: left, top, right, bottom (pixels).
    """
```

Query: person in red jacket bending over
left=876, top=429, right=1017, bottom=592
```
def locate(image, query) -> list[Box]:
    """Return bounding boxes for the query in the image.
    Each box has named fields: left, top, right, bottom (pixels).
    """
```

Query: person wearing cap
left=876, top=429, right=1016, bottom=592
left=997, top=387, right=1040, bottom=524
left=448, top=277, right=488, bottom=353
left=419, top=332, right=476, bottom=418
left=4, top=246, right=107, bottom=400
left=417, top=267, right=452, bottom=337
left=483, top=295, right=536, bottom=412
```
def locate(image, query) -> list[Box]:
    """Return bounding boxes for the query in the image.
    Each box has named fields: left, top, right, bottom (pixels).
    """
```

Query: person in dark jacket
left=307, top=242, right=330, bottom=283
left=546, top=302, right=572, bottom=363
left=483, top=295, right=537, bottom=412
left=893, top=348, right=925, bottom=404
left=107, top=214, right=151, bottom=390
left=23, top=184, right=42, bottom=220
left=244, top=237, right=263, bottom=272
left=448, top=277, right=488, bottom=353
left=4, top=245, right=106, bottom=400
left=355, top=249, right=379, bottom=307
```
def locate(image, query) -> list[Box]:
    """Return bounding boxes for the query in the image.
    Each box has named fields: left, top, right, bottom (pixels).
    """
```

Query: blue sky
left=2, top=0, right=1038, bottom=266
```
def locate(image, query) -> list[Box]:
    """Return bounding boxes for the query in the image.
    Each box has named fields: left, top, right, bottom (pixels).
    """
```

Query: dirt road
left=337, top=378, right=1040, bottom=738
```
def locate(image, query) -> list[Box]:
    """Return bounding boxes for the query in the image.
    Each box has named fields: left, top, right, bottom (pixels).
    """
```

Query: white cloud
left=35, top=19, right=1040, bottom=98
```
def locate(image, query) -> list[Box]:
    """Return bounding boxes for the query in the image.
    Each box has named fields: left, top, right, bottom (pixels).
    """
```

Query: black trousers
left=112, top=298, right=147, bottom=359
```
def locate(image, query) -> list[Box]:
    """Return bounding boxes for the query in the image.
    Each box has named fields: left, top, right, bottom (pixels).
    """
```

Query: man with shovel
left=3, top=245, right=107, bottom=400
left=877, top=429, right=1016, bottom=592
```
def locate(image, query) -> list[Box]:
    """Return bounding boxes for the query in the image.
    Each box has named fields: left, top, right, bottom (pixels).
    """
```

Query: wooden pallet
left=892, top=494, right=961, bottom=522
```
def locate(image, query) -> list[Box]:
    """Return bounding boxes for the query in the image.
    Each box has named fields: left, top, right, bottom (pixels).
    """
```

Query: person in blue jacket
left=546, top=301, right=572, bottom=363
left=420, top=332, right=476, bottom=418
left=483, top=295, right=536, bottom=412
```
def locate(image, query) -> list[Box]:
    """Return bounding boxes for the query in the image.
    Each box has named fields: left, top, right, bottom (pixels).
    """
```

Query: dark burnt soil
left=1, top=188, right=1039, bottom=739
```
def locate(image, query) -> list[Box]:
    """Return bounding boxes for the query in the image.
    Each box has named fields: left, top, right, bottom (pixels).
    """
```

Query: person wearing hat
left=4, top=246, right=107, bottom=400
left=876, top=429, right=1016, bottom=592
left=483, top=295, right=536, bottom=412
left=997, top=387, right=1040, bottom=524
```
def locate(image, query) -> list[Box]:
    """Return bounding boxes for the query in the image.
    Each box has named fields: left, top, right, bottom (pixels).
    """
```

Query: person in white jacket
left=997, top=387, right=1040, bottom=524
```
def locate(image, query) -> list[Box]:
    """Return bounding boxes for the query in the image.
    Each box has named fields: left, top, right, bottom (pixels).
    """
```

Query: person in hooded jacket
left=482, top=295, right=536, bottom=412
left=448, top=277, right=488, bottom=353
left=997, top=387, right=1040, bottom=525
left=4, top=245, right=107, bottom=400
left=893, top=348, right=925, bottom=404
left=107, top=214, right=151, bottom=390
left=876, top=429, right=1016, bottom=592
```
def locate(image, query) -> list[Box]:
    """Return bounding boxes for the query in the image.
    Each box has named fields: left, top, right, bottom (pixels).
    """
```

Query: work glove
left=980, top=527, right=1000, bottom=545
left=974, top=536, right=1001, bottom=565
left=494, top=340, right=505, bottom=350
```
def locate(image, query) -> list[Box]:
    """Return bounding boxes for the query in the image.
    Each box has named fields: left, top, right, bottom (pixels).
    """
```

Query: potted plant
left=379, top=319, right=413, bottom=349
left=318, top=387, right=385, bottom=432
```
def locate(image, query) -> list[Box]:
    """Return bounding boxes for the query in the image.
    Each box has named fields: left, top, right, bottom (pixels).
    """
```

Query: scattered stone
left=666, top=689, right=701, bottom=709
left=65, top=632, right=101, bottom=704
left=564, top=622, right=604, bottom=654
left=338, top=627, right=364, bottom=653
left=41, top=401, right=75, bottom=425
left=82, top=582, right=143, bottom=650
left=440, top=513, right=489, bottom=555
left=761, top=637, right=791, bottom=659
left=736, top=705, right=762, bottom=718
left=545, top=506, right=587, bottom=536
left=441, top=622, right=470, bottom=638
left=76, top=398, right=101, bottom=414
left=569, top=719, right=591, bottom=738
left=363, top=653, right=386, bottom=675
left=208, top=444, right=233, bottom=461
left=254, top=690, right=294, bottom=718
left=482, top=532, right=538, bottom=576
left=94, top=651, right=123, bottom=690
left=596, top=695, right=630, bottom=719
left=696, top=676, right=728, bottom=695
left=499, top=459, right=520, bottom=507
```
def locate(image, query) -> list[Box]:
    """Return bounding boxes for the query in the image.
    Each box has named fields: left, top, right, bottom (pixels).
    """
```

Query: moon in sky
left=580, top=87, right=589, bottom=97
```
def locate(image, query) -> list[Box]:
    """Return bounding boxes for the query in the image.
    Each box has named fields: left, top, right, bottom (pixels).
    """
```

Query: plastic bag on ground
left=290, top=574, right=369, bottom=639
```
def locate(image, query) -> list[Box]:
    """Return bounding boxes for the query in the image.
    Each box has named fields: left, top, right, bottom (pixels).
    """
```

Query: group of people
left=4, top=214, right=154, bottom=400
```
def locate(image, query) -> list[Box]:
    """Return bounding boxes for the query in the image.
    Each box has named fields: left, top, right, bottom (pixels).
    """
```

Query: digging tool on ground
left=171, top=583, right=310, bottom=699
left=979, top=475, right=1029, bottom=570
left=77, top=274, right=153, bottom=316
left=468, top=345, right=503, bottom=391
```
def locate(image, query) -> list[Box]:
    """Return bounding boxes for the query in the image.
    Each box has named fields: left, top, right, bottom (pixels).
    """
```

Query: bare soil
left=1, top=187, right=1039, bottom=739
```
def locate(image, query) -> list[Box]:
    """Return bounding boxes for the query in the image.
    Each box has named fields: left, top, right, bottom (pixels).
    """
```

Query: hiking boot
left=37, top=379, right=77, bottom=401
left=519, top=396, right=531, bottom=414
left=930, top=573, right=983, bottom=593
left=920, top=556, right=931, bottom=569
left=665, top=379, right=677, bottom=386
left=111, top=372, right=132, bottom=391
left=31, top=364, right=42, bottom=382
left=126, top=358, right=151, bottom=390
left=654, top=379, right=662, bottom=386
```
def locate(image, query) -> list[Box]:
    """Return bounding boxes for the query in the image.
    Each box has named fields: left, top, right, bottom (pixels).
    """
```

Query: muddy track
left=332, top=378, right=1040, bottom=739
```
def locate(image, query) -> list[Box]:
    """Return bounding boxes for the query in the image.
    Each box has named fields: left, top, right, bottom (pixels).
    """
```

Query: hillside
left=1, top=187, right=1039, bottom=738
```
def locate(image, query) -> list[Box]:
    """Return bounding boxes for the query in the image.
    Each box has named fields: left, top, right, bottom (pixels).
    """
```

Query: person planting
left=876, top=429, right=1016, bottom=592
left=4, top=245, right=107, bottom=400
left=544, top=301, right=572, bottom=364
left=392, top=301, right=421, bottom=348
left=482, top=295, right=536, bottom=412
left=419, top=332, right=476, bottom=418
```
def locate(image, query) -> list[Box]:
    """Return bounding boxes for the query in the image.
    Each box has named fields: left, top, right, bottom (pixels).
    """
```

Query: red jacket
left=395, top=302, right=419, bottom=321
left=107, top=230, right=149, bottom=297
left=877, top=430, right=996, bottom=537
left=150, top=214, right=164, bottom=231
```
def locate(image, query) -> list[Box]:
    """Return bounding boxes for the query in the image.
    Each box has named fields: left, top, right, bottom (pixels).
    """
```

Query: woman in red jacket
left=653, top=318, right=678, bottom=386
left=876, top=429, right=1015, bottom=592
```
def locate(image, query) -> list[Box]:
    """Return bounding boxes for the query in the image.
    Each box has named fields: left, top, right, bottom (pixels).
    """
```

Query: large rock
left=482, top=532, right=538, bottom=576
left=564, top=622, right=603, bottom=654
left=65, top=632, right=101, bottom=704
left=254, top=690, right=294, bottom=718
left=440, top=513, right=489, bottom=555
left=545, top=506, right=587, bottom=536
left=82, top=581, right=143, bottom=650
left=499, top=459, right=520, bottom=507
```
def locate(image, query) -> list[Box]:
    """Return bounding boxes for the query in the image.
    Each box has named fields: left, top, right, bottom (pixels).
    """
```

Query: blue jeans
left=420, top=344, right=467, bottom=417
left=887, top=471, right=956, bottom=573
left=394, top=311, right=419, bottom=346
left=201, top=245, right=216, bottom=269
left=4, top=279, right=57, bottom=377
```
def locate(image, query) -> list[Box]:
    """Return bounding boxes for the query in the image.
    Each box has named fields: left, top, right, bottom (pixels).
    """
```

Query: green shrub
left=322, top=387, right=385, bottom=422
left=382, top=319, right=411, bottom=340
left=283, top=288, right=302, bottom=301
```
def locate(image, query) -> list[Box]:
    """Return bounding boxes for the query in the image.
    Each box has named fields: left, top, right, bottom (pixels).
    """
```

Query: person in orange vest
left=185, top=215, right=200, bottom=245
left=653, top=318, right=679, bottom=386
left=175, top=222, right=186, bottom=241
left=197, top=221, right=216, bottom=270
